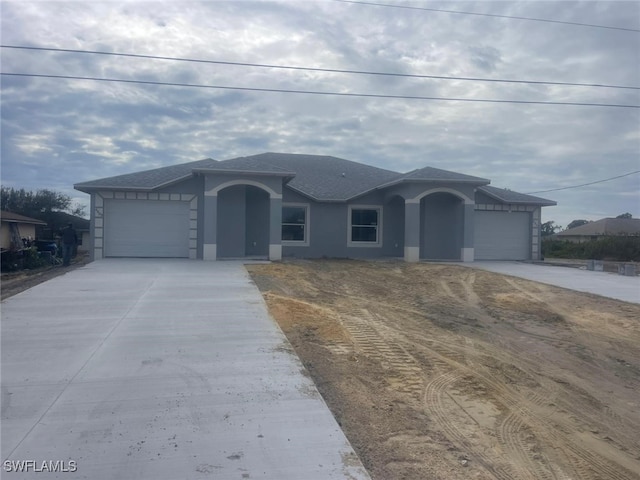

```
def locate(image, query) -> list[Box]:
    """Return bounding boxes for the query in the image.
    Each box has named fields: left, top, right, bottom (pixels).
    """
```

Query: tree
left=1, top=186, right=86, bottom=221
left=541, top=221, right=562, bottom=236
left=617, top=212, right=632, bottom=219
left=566, top=219, right=589, bottom=230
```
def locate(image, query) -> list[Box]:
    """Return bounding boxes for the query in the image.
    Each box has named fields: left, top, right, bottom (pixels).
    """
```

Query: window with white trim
left=349, top=207, right=381, bottom=244
left=282, top=205, right=308, bottom=244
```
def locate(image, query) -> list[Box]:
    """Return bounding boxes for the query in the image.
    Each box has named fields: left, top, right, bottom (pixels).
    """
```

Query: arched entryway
left=216, top=184, right=270, bottom=258
left=419, top=192, right=465, bottom=260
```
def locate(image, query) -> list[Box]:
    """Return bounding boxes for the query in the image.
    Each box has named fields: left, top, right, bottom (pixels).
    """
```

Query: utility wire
left=2, top=45, right=638, bottom=91
left=334, top=0, right=640, bottom=33
left=526, top=170, right=640, bottom=194
left=2, top=72, right=639, bottom=109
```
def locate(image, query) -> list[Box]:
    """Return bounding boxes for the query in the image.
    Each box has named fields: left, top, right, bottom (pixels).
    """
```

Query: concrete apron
left=1, top=259, right=370, bottom=480
left=469, top=261, right=640, bottom=304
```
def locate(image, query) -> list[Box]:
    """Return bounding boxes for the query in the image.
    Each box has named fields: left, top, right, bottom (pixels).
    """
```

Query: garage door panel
left=474, top=211, right=530, bottom=260
left=104, top=200, right=190, bottom=257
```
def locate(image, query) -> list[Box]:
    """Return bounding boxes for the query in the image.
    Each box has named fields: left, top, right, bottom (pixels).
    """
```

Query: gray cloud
left=1, top=0, right=639, bottom=226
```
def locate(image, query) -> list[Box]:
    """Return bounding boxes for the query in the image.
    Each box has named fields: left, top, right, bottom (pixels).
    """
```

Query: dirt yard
left=247, top=260, right=640, bottom=480
left=1, top=254, right=90, bottom=301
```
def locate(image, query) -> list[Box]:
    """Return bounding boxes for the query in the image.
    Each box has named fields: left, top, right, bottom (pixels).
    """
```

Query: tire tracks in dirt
left=249, top=261, right=640, bottom=480
left=338, top=272, right=638, bottom=480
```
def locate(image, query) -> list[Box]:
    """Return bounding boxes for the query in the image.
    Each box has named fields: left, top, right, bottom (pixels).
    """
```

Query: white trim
left=205, top=179, right=281, bottom=199
left=281, top=203, right=310, bottom=247
left=404, top=246, right=419, bottom=262
left=462, top=247, right=474, bottom=262
left=409, top=187, right=474, bottom=205
left=475, top=203, right=535, bottom=212
left=347, top=205, right=383, bottom=247
left=269, top=244, right=282, bottom=261
left=203, top=243, right=217, bottom=260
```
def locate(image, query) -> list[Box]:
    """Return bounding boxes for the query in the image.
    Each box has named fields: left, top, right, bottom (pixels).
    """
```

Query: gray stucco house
left=74, top=152, right=555, bottom=262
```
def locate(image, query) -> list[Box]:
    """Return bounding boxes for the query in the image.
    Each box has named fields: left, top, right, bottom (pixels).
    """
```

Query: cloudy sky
left=1, top=0, right=639, bottom=228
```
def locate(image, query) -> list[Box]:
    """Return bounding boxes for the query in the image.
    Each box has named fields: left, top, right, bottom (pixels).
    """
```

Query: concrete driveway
left=1, top=259, right=370, bottom=480
left=469, top=261, right=640, bottom=304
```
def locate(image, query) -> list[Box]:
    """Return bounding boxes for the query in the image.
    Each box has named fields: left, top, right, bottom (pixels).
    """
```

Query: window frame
left=347, top=205, right=383, bottom=247
left=281, top=203, right=310, bottom=246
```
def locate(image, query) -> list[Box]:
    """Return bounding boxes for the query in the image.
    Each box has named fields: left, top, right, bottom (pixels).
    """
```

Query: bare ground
left=247, top=260, right=640, bottom=480
left=1, top=254, right=90, bottom=301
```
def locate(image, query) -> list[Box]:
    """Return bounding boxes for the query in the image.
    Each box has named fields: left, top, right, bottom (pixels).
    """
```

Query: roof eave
left=74, top=173, right=197, bottom=193
left=1, top=219, right=47, bottom=225
left=478, top=187, right=556, bottom=206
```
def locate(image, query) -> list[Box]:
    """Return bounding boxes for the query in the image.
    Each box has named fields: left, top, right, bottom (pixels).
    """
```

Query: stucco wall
left=420, top=193, right=464, bottom=260
left=217, top=185, right=247, bottom=258
left=282, top=189, right=399, bottom=259
left=0, top=222, right=37, bottom=250
left=245, top=187, right=270, bottom=256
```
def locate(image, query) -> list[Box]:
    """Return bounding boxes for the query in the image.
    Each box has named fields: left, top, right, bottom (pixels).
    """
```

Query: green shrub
left=23, top=247, right=47, bottom=269
left=542, top=237, right=640, bottom=262
left=1, top=250, right=21, bottom=272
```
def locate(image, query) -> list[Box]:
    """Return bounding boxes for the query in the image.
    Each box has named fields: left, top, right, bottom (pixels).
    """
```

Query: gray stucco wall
left=245, top=186, right=270, bottom=256
left=204, top=174, right=283, bottom=197
left=214, top=185, right=271, bottom=258
left=281, top=185, right=477, bottom=260
left=420, top=193, right=464, bottom=260
left=475, top=192, right=502, bottom=205
left=383, top=196, right=404, bottom=257
left=282, top=189, right=403, bottom=259
left=155, top=176, right=203, bottom=195
left=384, top=182, right=476, bottom=204
left=217, top=185, right=246, bottom=258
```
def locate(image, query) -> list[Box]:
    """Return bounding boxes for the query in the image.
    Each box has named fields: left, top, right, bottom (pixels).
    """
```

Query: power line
left=2, top=45, right=638, bottom=91
left=334, top=0, right=640, bottom=33
left=2, top=72, right=639, bottom=109
left=526, top=170, right=640, bottom=194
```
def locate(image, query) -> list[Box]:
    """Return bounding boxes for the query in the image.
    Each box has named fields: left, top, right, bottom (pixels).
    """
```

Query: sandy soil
left=247, top=260, right=640, bottom=480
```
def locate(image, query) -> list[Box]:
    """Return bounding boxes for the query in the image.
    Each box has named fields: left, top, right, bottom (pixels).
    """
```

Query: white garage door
left=104, top=199, right=190, bottom=257
left=474, top=211, right=530, bottom=260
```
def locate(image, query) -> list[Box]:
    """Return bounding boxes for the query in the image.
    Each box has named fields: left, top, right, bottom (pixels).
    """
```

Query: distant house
left=36, top=211, right=91, bottom=252
left=75, top=152, right=556, bottom=262
left=0, top=211, right=46, bottom=250
left=556, top=218, right=640, bottom=243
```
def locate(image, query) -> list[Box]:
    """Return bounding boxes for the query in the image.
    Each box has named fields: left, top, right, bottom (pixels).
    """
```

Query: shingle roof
left=557, top=218, right=640, bottom=236
left=220, top=153, right=399, bottom=201
left=0, top=210, right=47, bottom=225
left=478, top=186, right=557, bottom=206
left=397, top=166, right=490, bottom=184
left=75, top=158, right=220, bottom=191
left=74, top=152, right=555, bottom=206
left=193, top=155, right=296, bottom=176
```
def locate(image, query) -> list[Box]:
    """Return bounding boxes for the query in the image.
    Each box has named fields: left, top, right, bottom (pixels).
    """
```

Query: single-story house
left=0, top=211, right=47, bottom=251
left=556, top=217, right=640, bottom=243
left=35, top=211, right=91, bottom=252
left=74, top=152, right=556, bottom=262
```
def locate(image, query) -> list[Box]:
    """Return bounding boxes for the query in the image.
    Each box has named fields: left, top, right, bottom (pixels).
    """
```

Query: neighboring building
left=74, top=152, right=556, bottom=262
left=556, top=217, right=640, bottom=243
left=36, top=211, right=91, bottom=252
left=0, top=211, right=47, bottom=250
